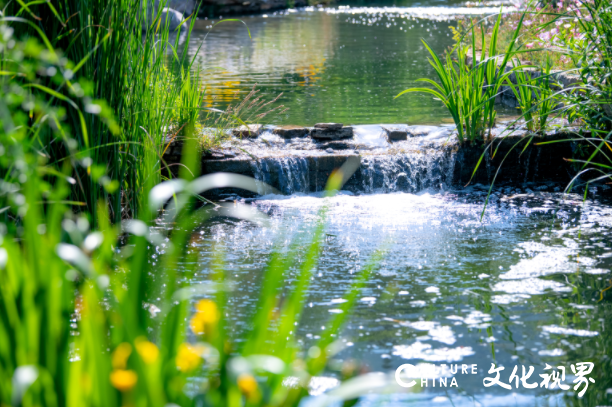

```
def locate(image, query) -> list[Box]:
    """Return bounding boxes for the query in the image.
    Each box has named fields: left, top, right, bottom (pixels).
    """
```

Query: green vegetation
left=397, top=12, right=527, bottom=143
left=1, top=0, right=207, bottom=222
left=0, top=1, right=378, bottom=406
left=506, top=57, right=557, bottom=132
left=400, top=0, right=611, bottom=189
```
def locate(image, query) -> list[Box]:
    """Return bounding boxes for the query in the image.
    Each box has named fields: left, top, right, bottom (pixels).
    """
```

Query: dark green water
left=186, top=3, right=516, bottom=125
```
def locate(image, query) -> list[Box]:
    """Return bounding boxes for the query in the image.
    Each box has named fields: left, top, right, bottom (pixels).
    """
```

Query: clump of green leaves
left=506, top=57, right=559, bottom=132
left=397, top=11, right=526, bottom=143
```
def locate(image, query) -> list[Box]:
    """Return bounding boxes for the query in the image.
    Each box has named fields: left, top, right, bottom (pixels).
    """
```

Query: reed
left=396, top=10, right=526, bottom=143
left=539, top=0, right=612, bottom=192
left=506, top=57, right=558, bottom=132
left=3, top=0, right=206, bottom=223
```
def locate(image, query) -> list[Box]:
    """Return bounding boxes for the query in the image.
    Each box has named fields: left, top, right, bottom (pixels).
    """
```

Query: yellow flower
left=237, top=373, right=259, bottom=400
left=112, top=343, right=132, bottom=370
left=195, top=299, right=219, bottom=321
left=110, top=369, right=138, bottom=392
left=135, top=338, right=159, bottom=365
left=189, top=300, right=219, bottom=336
left=175, top=343, right=203, bottom=372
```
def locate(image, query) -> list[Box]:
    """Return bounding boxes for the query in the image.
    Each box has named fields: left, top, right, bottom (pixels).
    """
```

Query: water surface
left=186, top=2, right=517, bottom=125
left=181, top=186, right=612, bottom=406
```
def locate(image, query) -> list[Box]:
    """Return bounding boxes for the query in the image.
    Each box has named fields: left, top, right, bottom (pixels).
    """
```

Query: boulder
left=168, top=0, right=196, bottom=15
left=382, top=126, right=407, bottom=142
left=232, top=124, right=262, bottom=138
left=311, top=126, right=353, bottom=140
left=273, top=125, right=308, bottom=138
left=141, top=0, right=195, bottom=31
left=314, top=123, right=343, bottom=130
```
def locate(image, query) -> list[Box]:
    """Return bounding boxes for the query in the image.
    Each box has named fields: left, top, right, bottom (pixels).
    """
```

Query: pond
left=180, top=186, right=612, bottom=406
left=186, top=1, right=518, bottom=125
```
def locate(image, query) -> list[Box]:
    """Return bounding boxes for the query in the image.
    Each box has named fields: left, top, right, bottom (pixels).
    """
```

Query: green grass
left=396, top=11, right=526, bottom=143
left=506, top=57, right=558, bottom=132
left=4, top=0, right=206, bottom=223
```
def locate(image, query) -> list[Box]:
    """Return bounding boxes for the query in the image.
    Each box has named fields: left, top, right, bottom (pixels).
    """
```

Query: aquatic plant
left=396, top=11, right=526, bottom=143
left=506, top=57, right=559, bottom=132
left=540, top=0, right=612, bottom=192
left=2, top=0, right=206, bottom=223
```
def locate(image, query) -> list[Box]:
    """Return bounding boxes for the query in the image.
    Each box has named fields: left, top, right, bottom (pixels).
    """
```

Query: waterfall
left=251, top=157, right=311, bottom=195
left=357, top=149, right=457, bottom=194
left=250, top=148, right=456, bottom=195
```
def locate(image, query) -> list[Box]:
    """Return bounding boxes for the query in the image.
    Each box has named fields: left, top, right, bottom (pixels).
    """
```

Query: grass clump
left=2, top=0, right=207, bottom=222
left=396, top=11, right=526, bottom=143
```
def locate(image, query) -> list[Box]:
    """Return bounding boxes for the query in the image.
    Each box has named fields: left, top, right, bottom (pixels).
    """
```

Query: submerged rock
left=273, top=125, right=308, bottom=138
left=382, top=126, right=408, bottom=142
left=314, top=123, right=343, bottom=130
left=233, top=124, right=262, bottom=138
left=311, top=126, right=354, bottom=140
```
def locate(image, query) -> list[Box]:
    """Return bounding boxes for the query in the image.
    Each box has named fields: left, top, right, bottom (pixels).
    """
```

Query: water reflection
left=177, top=187, right=612, bottom=405
left=185, top=3, right=517, bottom=125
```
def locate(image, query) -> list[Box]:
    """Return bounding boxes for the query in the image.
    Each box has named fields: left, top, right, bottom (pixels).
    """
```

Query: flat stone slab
left=232, top=124, right=262, bottom=138
left=314, top=123, right=343, bottom=130
left=273, top=125, right=308, bottom=138
left=407, top=125, right=440, bottom=137
left=382, top=126, right=408, bottom=141
left=311, top=126, right=353, bottom=140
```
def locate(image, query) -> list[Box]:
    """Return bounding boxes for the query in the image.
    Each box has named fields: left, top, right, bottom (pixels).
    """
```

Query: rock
left=407, top=125, right=439, bottom=137
left=325, top=148, right=334, bottom=154
left=314, top=123, right=343, bottom=130
left=232, top=124, right=262, bottom=138
left=168, top=0, right=196, bottom=15
left=319, top=141, right=354, bottom=150
left=273, top=125, right=308, bottom=138
left=141, top=0, right=195, bottom=31
left=311, top=126, right=353, bottom=140
left=382, top=126, right=407, bottom=142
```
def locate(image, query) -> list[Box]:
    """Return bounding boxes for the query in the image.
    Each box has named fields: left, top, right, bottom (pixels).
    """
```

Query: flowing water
left=179, top=183, right=612, bottom=406
left=185, top=1, right=518, bottom=125
left=174, top=2, right=612, bottom=405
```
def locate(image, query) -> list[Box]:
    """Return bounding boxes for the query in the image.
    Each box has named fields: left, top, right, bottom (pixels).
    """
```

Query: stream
left=169, top=2, right=612, bottom=405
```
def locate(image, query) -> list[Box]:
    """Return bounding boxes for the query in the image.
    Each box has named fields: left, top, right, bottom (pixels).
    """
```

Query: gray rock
left=273, top=125, right=308, bottom=138
left=311, top=126, right=353, bottom=140
left=314, top=123, right=343, bottom=130
left=319, top=141, right=354, bottom=150
left=168, top=0, right=196, bottom=15
left=407, top=125, right=439, bottom=137
left=325, top=148, right=334, bottom=154
left=382, top=126, right=407, bottom=141
left=141, top=1, right=186, bottom=31
left=232, top=124, right=262, bottom=138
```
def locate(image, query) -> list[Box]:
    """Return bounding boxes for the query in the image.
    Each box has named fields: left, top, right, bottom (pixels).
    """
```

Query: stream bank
left=164, top=122, right=582, bottom=198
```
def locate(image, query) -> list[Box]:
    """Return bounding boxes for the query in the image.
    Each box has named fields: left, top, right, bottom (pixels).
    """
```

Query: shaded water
left=182, top=185, right=612, bottom=406
left=186, top=2, right=517, bottom=125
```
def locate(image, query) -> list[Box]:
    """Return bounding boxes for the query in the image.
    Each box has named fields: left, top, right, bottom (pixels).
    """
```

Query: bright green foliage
left=397, top=11, right=526, bottom=143
left=547, top=0, right=612, bottom=191
left=506, top=58, right=558, bottom=132
left=0, top=13, right=382, bottom=407
left=3, top=0, right=206, bottom=223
